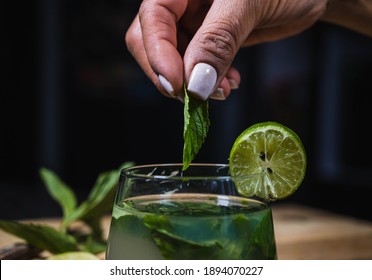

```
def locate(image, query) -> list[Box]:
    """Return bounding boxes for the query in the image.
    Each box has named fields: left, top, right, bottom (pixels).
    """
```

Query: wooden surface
left=272, top=203, right=372, bottom=259
left=1, top=203, right=372, bottom=260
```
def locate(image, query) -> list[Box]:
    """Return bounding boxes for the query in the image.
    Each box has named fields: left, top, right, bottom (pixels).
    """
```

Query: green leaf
left=39, top=168, right=77, bottom=223
left=0, top=162, right=136, bottom=257
left=143, top=214, right=223, bottom=259
left=64, top=162, right=134, bottom=228
left=79, top=235, right=107, bottom=254
left=113, top=214, right=152, bottom=239
left=0, top=220, right=78, bottom=254
left=182, top=87, right=210, bottom=170
left=249, top=209, right=277, bottom=259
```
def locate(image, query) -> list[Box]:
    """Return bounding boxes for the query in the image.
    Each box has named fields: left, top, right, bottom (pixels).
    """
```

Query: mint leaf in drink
left=143, top=214, right=223, bottom=260
left=150, top=229, right=223, bottom=260
left=0, top=220, right=78, bottom=254
left=183, top=87, right=210, bottom=170
left=249, top=209, right=277, bottom=259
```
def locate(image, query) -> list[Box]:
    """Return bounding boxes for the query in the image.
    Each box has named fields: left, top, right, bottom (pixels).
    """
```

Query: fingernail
left=176, top=95, right=184, bottom=103
left=229, top=79, right=239, bottom=90
left=210, top=88, right=226, bottom=100
left=159, top=75, right=175, bottom=97
left=187, top=63, right=217, bottom=100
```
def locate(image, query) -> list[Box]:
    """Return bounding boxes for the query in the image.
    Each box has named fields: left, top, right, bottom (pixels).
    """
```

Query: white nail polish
left=210, top=88, right=226, bottom=100
left=187, top=63, right=217, bottom=100
left=229, top=79, right=239, bottom=90
left=159, top=75, right=174, bottom=97
left=177, top=95, right=185, bottom=103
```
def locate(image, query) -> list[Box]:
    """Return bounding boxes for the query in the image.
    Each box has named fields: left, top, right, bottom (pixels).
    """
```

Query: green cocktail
left=105, top=164, right=277, bottom=260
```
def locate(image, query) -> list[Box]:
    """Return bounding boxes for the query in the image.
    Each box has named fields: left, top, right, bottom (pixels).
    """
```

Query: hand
left=125, top=0, right=327, bottom=101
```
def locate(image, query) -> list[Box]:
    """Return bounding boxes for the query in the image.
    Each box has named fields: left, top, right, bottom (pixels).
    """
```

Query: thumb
left=184, top=0, right=255, bottom=100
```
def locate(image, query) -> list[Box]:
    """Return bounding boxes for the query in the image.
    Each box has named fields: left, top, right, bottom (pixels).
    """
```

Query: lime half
left=229, top=122, right=306, bottom=200
left=47, top=252, right=100, bottom=260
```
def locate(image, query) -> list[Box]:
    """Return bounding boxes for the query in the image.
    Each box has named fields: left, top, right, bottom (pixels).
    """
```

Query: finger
left=125, top=15, right=165, bottom=95
left=183, top=0, right=255, bottom=100
left=225, top=66, right=241, bottom=90
left=209, top=66, right=241, bottom=100
left=126, top=15, right=181, bottom=100
left=138, top=0, right=188, bottom=98
left=241, top=2, right=325, bottom=46
left=242, top=17, right=321, bottom=47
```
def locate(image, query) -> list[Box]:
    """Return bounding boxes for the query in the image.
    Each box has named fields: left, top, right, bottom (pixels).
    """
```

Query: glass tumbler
left=105, top=163, right=277, bottom=260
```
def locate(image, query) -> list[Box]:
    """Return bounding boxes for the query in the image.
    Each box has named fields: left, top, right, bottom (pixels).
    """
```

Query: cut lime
left=47, top=252, right=100, bottom=260
left=229, top=121, right=306, bottom=200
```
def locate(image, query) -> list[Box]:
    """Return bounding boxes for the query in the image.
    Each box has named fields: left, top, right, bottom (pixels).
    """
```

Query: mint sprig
left=39, top=168, right=77, bottom=230
left=0, top=220, right=78, bottom=254
left=183, top=87, right=210, bottom=170
left=0, top=162, right=134, bottom=256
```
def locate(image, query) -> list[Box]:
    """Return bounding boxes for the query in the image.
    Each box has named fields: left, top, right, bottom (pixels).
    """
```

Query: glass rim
left=121, top=163, right=263, bottom=180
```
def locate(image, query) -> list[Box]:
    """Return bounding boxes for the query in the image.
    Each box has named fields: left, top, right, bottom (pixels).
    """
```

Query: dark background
left=1, top=0, right=372, bottom=220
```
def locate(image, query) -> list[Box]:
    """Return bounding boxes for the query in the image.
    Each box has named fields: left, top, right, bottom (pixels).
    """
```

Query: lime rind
left=229, top=122, right=306, bottom=200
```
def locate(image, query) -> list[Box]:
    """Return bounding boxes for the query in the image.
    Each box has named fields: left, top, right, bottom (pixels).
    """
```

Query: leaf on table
left=183, top=87, right=210, bottom=170
left=39, top=167, right=77, bottom=224
left=0, top=220, right=78, bottom=254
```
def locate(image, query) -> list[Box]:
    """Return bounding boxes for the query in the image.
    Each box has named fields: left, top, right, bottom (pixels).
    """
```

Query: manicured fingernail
left=177, top=95, right=184, bottom=103
left=229, top=79, right=239, bottom=90
left=210, top=88, right=226, bottom=100
left=159, top=75, right=175, bottom=97
left=187, top=63, right=217, bottom=100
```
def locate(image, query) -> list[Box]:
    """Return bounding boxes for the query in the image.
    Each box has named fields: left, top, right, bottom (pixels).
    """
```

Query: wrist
left=321, top=0, right=372, bottom=36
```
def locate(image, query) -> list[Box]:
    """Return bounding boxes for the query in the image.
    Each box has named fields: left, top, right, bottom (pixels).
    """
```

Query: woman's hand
left=125, top=0, right=328, bottom=100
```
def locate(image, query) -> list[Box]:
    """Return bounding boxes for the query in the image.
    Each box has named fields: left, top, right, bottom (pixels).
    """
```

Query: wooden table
left=272, top=203, right=372, bottom=259
left=1, top=203, right=372, bottom=259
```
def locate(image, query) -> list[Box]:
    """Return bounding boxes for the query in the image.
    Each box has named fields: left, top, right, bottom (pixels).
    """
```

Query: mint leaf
left=39, top=162, right=134, bottom=251
left=183, top=87, right=210, bottom=170
left=0, top=162, right=136, bottom=257
left=79, top=235, right=107, bottom=254
left=64, top=162, right=134, bottom=230
left=39, top=168, right=77, bottom=226
left=143, top=214, right=223, bottom=260
left=0, top=220, right=78, bottom=254
left=249, top=209, right=277, bottom=259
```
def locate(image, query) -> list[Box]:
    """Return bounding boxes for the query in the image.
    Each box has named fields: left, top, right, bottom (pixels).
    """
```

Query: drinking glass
left=105, top=163, right=277, bottom=260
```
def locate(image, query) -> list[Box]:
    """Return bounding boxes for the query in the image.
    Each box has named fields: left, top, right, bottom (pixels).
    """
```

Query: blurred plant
left=0, top=162, right=134, bottom=257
